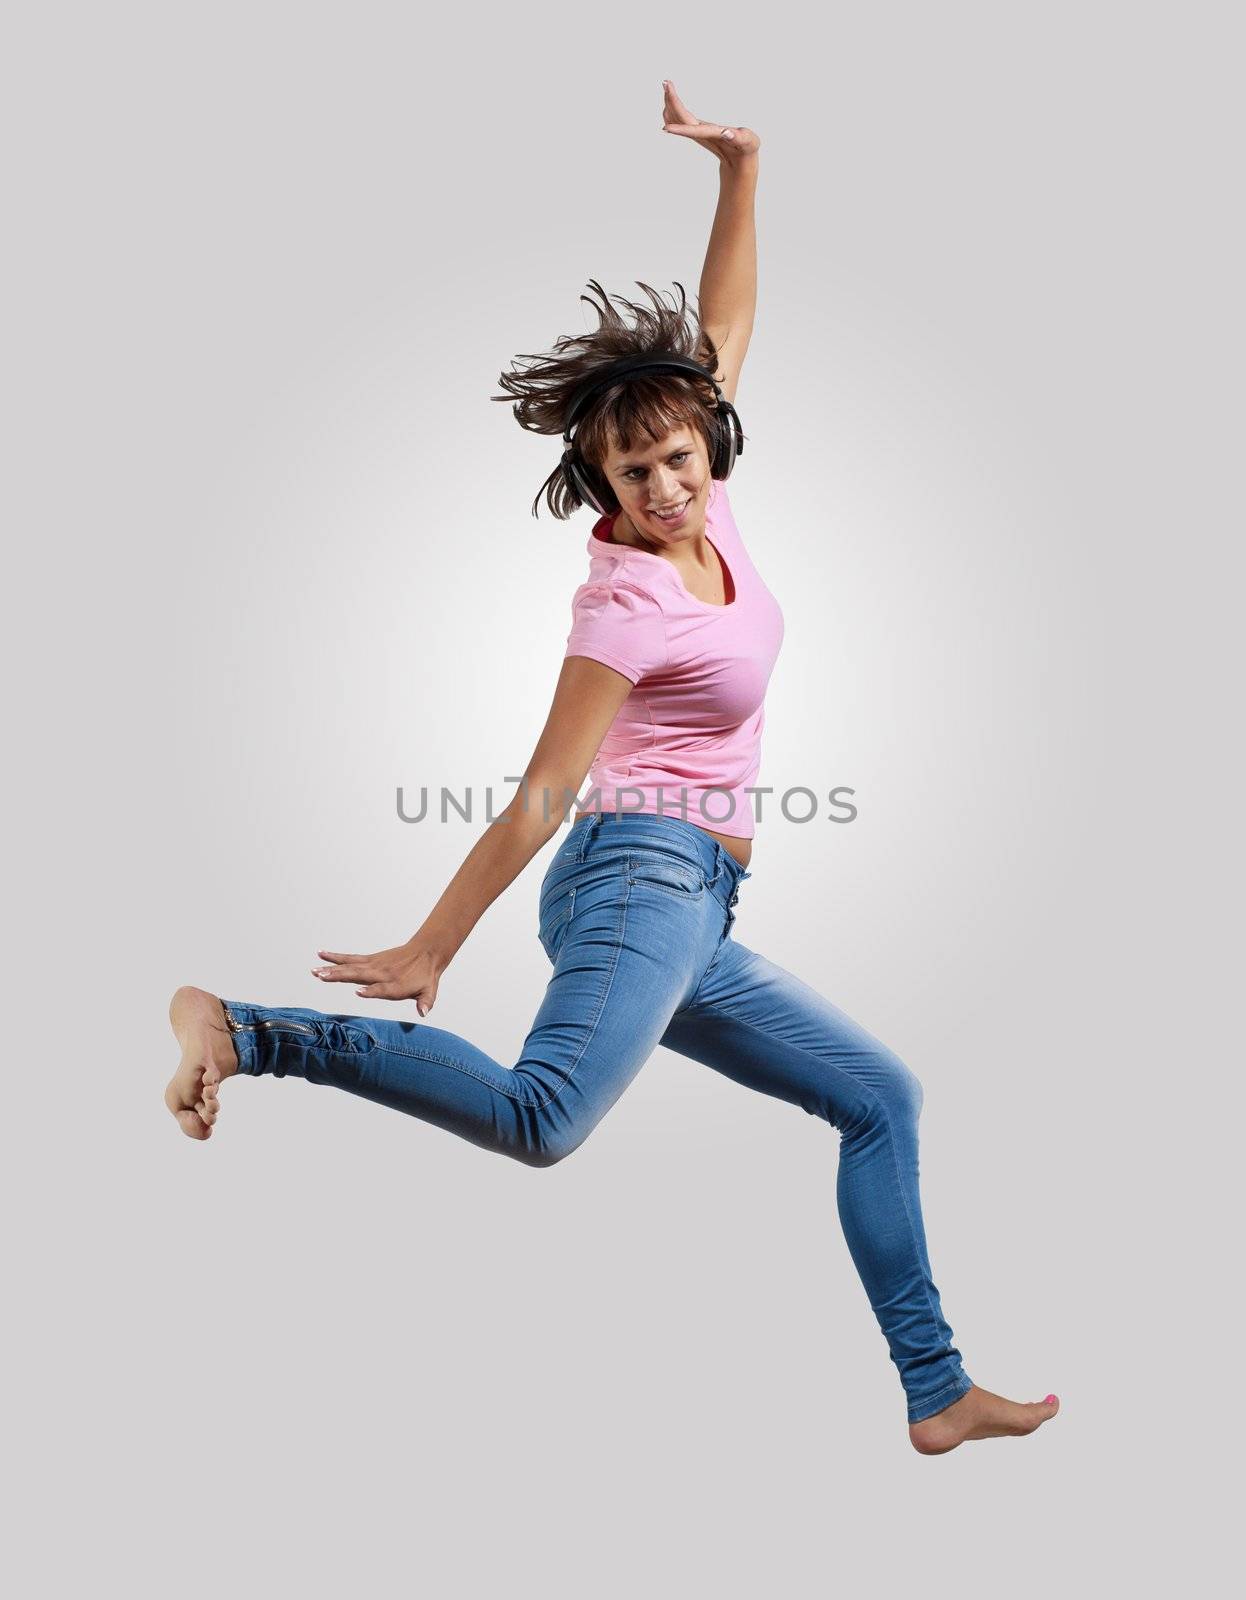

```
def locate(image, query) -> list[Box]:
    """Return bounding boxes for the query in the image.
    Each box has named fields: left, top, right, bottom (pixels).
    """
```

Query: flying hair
left=493, top=279, right=724, bottom=520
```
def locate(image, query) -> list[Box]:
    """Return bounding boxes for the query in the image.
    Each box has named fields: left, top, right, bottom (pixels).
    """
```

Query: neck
left=613, top=507, right=707, bottom=559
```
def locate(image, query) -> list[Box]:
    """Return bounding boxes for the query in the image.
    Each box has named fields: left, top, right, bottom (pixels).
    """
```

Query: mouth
left=649, top=497, right=693, bottom=526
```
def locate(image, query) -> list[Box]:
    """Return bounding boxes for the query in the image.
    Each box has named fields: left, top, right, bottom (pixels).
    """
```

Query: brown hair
left=493, top=278, right=725, bottom=520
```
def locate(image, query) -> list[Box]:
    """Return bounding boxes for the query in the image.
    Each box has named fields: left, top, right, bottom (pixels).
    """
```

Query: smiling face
left=599, top=425, right=710, bottom=548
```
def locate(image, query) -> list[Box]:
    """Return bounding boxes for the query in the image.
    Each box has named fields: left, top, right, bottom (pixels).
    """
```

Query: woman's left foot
left=164, top=986, right=239, bottom=1140
left=909, top=1384, right=1060, bottom=1455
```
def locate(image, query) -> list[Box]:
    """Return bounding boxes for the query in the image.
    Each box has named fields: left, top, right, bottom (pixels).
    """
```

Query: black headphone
left=559, top=352, right=744, bottom=516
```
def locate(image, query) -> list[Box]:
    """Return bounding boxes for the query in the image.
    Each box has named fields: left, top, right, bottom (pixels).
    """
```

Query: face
left=599, top=426, right=709, bottom=546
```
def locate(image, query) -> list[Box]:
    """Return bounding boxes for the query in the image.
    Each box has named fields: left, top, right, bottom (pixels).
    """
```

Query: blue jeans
left=222, top=811, right=973, bottom=1423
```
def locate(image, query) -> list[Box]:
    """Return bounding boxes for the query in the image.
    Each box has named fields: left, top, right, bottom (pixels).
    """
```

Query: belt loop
left=580, top=808, right=602, bottom=859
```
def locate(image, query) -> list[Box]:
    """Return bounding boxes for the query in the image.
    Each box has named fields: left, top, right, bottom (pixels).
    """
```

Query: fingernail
left=723, top=129, right=735, bottom=139
left=1044, top=1394, right=1057, bottom=1404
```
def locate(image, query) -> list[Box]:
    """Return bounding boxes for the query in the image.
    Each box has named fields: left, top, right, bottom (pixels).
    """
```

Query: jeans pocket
left=626, top=849, right=706, bottom=899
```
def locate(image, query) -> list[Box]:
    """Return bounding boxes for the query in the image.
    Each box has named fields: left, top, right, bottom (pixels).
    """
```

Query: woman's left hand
left=661, top=80, right=761, bottom=164
left=312, top=939, right=442, bottom=1014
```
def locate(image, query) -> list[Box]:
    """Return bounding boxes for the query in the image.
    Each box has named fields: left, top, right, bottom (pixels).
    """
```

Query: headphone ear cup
left=711, top=399, right=743, bottom=479
left=711, top=412, right=733, bottom=479
left=562, top=448, right=613, bottom=515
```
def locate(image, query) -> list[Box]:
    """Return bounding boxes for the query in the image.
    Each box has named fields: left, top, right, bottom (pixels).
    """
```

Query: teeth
left=654, top=500, right=690, bottom=519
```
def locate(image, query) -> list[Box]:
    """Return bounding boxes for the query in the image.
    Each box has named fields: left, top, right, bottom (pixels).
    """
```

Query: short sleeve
left=564, top=581, right=668, bottom=685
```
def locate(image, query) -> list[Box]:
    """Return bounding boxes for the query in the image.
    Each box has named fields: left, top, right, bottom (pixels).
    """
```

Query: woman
left=165, top=82, right=1059, bottom=1454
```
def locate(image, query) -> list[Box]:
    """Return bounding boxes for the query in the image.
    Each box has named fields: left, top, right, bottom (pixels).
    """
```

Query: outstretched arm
left=310, top=656, right=634, bottom=1015
left=661, top=80, right=761, bottom=406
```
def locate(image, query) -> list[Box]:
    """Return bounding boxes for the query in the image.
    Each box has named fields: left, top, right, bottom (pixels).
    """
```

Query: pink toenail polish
left=1044, top=1394, right=1057, bottom=1404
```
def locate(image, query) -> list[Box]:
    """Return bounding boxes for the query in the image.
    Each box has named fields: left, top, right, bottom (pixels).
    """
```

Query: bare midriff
left=571, top=809, right=752, bottom=869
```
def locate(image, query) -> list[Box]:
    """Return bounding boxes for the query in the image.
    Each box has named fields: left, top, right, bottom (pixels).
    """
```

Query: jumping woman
left=165, top=81, right=1059, bottom=1454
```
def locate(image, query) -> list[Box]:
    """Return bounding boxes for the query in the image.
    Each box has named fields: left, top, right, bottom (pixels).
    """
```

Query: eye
left=624, top=452, right=690, bottom=481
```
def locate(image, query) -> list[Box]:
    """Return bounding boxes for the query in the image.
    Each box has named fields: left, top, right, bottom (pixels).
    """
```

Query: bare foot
left=165, top=986, right=239, bottom=1140
left=909, top=1384, right=1060, bottom=1455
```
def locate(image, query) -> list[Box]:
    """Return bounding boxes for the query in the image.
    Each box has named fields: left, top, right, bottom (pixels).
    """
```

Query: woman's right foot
left=909, top=1384, right=1060, bottom=1455
left=165, top=986, right=239, bottom=1140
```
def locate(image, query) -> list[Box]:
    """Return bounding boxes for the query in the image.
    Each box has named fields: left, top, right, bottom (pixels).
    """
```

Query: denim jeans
left=222, top=811, right=973, bottom=1423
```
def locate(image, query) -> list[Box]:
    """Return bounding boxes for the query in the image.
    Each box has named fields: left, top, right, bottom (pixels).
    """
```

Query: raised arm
left=661, top=80, right=761, bottom=406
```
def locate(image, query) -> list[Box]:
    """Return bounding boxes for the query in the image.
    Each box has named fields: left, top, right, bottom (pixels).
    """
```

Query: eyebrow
left=616, top=443, right=694, bottom=470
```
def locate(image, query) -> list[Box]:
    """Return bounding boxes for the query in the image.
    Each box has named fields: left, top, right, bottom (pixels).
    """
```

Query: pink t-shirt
left=562, top=478, right=785, bottom=838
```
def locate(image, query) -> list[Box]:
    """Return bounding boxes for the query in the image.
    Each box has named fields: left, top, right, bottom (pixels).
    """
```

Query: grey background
left=5, top=1, right=1240, bottom=1594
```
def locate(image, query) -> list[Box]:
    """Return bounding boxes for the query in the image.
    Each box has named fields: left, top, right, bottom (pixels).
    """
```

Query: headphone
left=559, top=352, right=744, bottom=516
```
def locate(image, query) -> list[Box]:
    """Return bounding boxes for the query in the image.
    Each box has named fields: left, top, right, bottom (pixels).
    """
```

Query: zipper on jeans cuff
left=223, top=1008, right=315, bottom=1036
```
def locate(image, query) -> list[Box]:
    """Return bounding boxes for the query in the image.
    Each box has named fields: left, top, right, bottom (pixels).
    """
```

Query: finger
left=663, top=97, right=731, bottom=140
left=662, top=80, right=696, bottom=120
left=316, top=950, right=358, bottom=964
left=314, top=954, right=378, bottom=980
left=666, top=123, right=736, bottom=141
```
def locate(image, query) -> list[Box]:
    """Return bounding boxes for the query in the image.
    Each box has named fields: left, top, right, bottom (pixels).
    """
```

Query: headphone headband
left=561, top=352, right=725, bottom=443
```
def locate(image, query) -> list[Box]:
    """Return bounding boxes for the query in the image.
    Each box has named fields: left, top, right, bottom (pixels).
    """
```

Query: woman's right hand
left=312, top=938, right=444, bottom=1016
